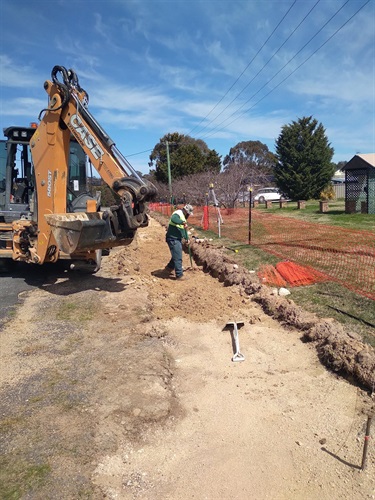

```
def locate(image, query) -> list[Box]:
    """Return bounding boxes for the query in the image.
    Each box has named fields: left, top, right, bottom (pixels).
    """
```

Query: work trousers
left=166, top=237, right=183, bottom=278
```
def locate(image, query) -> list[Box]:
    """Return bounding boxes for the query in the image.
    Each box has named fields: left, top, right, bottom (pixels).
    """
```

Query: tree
left=149, top=132, right=221, bottom=184
left=93, top=182, right=120, bottom=207
left=214, top=164, right=249, bottom=208
left=172, top=171, right=221, bottom=206
left=274, top=116, right=334, bottom=200
left=331, top=160, right=347, bottom=175
left=222, top=140, right=276, bottom=188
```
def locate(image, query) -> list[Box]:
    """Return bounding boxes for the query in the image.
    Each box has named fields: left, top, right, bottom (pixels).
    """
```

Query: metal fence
left=333, top=184, right=345, bottom=199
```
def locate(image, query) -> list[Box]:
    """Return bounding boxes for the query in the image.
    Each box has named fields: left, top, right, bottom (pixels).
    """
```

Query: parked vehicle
left=331, top=178, right=345, bottom=185
left=253, top=187, right=283, bottom=203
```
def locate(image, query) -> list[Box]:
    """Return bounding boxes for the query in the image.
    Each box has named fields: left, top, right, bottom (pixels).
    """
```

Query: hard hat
left=183, top=204, right=194, bottom=215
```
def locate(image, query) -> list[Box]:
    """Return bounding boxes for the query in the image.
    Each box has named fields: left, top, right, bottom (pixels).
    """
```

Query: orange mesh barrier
left=149, top=202, right=173, bottom=217
left=275, top=261, right=328, bottom=287
left=258, top=264, right=287, bottom=287
left=150, top=205, right=375, bottom=300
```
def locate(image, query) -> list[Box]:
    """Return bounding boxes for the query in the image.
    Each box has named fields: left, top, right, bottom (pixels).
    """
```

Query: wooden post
left=345, top=200, right=356, bottom=213
left=319, top=200, right=329, bottom=213
left=361, top=202, right=368, bottom=214
left=361, top=415, right=372, bottom=471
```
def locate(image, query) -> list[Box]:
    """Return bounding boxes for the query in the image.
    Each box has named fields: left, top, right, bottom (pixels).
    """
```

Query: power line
left=193, top=0, right=321, bottom=137
left=187, top=0, right=298, bottom=136
left=118, top=0, right=371, bottom=159
left=125, top=148, right=153, bottom=158
left=200, top=0, right=366, bottom=141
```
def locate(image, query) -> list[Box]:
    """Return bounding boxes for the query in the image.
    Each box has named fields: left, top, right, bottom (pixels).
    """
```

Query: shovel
left=225, top=321, right=245, bottom=362
left=184, top=228, right=194, bottom=268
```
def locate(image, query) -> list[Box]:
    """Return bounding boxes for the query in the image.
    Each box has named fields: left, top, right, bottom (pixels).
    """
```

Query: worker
left=164, top=204, right=194, bottom=280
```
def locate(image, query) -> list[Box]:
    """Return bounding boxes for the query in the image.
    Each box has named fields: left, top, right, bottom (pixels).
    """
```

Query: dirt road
left=0, top=217, right=374, bottom=499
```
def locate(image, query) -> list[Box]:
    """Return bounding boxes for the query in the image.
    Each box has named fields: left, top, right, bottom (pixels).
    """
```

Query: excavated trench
left=151, top=212, right=375, bottom=394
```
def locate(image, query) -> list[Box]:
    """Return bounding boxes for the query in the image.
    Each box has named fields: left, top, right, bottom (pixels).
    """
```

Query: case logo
left=70, top=114, right=105, bottom=160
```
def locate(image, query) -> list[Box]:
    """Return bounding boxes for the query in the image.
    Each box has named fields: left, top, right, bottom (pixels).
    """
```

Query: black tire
left=68, top=249, right=102, bottom=274
left=259, top=196, right=265, bottom=203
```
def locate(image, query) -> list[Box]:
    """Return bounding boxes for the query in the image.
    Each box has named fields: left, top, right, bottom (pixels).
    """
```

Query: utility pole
left=165, top=141, right=173, bottom=205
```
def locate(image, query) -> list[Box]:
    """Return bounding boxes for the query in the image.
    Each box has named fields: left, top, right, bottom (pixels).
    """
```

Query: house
left=342, top=153, right=375, bottom=214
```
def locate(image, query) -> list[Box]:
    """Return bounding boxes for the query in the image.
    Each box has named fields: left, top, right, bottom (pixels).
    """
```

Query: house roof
left=357, top=153, right=375, bottom=167
left=343, top=153, right=375, bottom=171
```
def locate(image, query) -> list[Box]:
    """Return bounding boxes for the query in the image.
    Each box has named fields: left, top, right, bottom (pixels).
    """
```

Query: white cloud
left=0, top=55, right=39, bottom=87
left=0, top=0, right=373, bottom=167
left=90, top=82, right=171, bottom=113
left=0, top=97, right=45, bottom=117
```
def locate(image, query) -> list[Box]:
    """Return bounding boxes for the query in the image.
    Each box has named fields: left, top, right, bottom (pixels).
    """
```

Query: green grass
left=254, top=199, right=375, bottom=231
left=0, top=460, right=51, bottom=499
left=290, top=282, right=375, bottom=348
left=0, top=416, right=25, bottom=433
left=56, top=301, right=94, bottom=321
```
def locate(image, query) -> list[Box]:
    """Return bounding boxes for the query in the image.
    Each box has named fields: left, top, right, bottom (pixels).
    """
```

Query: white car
left=253, top=187, right=283, bottom=203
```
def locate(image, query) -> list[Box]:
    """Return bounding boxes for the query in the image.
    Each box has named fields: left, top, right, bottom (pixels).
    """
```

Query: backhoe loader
left=0, top=65, right=156, bottom=272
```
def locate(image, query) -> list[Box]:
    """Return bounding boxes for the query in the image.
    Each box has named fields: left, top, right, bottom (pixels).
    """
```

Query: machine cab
left=0, top=126, right=93, bottom=223
left=0, top=126, right=35, bottom=220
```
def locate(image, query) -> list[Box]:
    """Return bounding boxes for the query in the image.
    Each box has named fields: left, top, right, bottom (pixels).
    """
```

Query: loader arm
left=29, top=66, right=156, bottom=263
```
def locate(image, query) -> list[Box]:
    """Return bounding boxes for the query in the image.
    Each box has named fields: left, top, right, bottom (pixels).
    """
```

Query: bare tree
left=171, top=171, right=221, bottom=206
left=213, top=164, right=249, bottom=208
left=173, top=167, right=249, bottom=209
left=149, top=168, right=251, bottom=209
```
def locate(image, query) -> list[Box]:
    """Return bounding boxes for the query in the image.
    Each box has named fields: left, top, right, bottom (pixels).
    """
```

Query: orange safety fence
left=275, top=261, right=328, bottom=287
left=149, top=202, right=173, bottom=217
left=149, top=204, right=375, bottom=300
left=258, top=264, right=288, bottom=287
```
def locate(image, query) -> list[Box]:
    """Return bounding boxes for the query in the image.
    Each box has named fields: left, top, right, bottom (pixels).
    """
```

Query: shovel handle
left=184, top=228, right=193, bottom=267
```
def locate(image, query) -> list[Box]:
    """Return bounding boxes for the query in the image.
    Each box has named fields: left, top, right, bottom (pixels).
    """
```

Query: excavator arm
left=29, top=66, right=156, bottom=263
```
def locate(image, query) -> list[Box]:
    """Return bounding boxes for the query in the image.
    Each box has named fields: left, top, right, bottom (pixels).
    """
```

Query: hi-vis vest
left=166, top=209, right=186, bottom=239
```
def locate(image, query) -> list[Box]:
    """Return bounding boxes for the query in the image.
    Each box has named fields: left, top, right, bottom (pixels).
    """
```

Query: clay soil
left=0, top=216, right=374, bottom=499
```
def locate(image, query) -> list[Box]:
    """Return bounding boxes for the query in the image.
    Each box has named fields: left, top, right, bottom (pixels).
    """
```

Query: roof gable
left=343, top=153, right=375, bottom=171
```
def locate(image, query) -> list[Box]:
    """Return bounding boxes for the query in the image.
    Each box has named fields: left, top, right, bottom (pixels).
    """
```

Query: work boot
left=162, top=266, right=174, bottom=276
left=176, top=275, right=189, bottom=281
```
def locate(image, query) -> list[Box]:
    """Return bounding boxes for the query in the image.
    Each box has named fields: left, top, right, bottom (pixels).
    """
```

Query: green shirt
left=166, top=209, right=187, bottom=240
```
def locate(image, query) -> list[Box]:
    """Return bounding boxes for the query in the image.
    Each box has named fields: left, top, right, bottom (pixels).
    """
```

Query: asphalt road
left=0, top=263, right=65, bottom=330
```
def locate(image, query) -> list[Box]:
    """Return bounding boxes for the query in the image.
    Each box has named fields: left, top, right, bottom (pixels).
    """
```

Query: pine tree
left=274, top=116, right=335, bottom=200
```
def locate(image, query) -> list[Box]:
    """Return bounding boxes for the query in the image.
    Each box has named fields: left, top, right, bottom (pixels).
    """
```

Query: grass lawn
left=253, top=199, right=375, bottom=231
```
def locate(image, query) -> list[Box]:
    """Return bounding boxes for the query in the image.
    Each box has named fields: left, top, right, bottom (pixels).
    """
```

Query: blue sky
left=0, top=0, right=374, bottom=175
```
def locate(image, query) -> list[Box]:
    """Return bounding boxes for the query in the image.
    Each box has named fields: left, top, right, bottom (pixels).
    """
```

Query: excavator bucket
left=45, top=212, right=118, bottom=254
